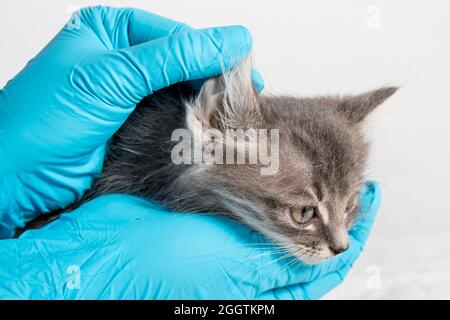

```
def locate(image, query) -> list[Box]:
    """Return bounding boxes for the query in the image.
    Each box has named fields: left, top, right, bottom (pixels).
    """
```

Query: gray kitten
left=30, top=61, right=397, bottom=264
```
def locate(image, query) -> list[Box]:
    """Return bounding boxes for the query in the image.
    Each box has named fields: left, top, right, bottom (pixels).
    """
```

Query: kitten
left=25, top=61, right=397, bottom=264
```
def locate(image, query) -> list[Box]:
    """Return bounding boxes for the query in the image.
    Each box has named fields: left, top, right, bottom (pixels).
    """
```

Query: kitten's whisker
left=245, top=248, right=291, bottom=261
left=162, top=192, right=201, bottom=207
left=258, top=253, right=302, bottom=296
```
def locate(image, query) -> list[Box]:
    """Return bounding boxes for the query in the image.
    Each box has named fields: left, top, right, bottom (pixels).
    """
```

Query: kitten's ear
left=189, top=76, right=224, bottom=129
left=338, top=87, right=398, bottom=123
left=186, top=58, right=259, bottom=131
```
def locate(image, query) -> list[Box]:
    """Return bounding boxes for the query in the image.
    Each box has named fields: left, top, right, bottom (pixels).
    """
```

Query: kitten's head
left=181, top=61, right=397, bottom=264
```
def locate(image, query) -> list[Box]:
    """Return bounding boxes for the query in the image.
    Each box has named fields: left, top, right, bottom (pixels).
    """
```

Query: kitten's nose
left=330, top=244, right=349, bottom=255
left=328, top=225, right=349, bottom=255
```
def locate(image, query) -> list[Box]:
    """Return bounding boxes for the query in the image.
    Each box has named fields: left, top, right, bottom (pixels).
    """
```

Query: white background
left=1, top=0, right=450, bottom=299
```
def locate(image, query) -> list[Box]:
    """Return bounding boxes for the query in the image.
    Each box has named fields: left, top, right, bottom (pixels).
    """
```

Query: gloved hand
left=0, top=182, right=380, bottom=299
left=0, top=6, right=263, bottom=238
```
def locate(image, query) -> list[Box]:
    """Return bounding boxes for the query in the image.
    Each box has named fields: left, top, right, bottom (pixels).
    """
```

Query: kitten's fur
left=30, top=61, right=397, bottom=264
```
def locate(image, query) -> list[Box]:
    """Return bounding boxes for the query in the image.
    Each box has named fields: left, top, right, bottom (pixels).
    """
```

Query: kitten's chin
left=298, top=256, right=329, bottom=265
left=296, top=247, right=334, bottom=265
left=299, top=257, right=329, bottom=266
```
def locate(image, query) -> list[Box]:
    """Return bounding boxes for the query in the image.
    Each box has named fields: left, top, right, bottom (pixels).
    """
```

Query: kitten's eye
left=289, top=206, right=316, bottom=225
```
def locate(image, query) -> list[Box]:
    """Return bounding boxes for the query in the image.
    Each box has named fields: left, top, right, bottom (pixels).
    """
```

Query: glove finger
left=251, top=69, right=265, bottom=93
left=258, top=283, right=307, bottom=300
left=124, top=26, right=253, bottom=95
left=77, top=26, right=253, bottom=107
left=110, top=7, right=265, bottom=92
left=255, top=247, right=350, bottom=293
left=116, top=7, right=191, bottom=46
left=349, top=181, right=381, bottom=248
left=258, top=265, right=350, bottom=300
left=301, top=264, right=352, bottom=300
left=78, top=6, right=190, bottom=49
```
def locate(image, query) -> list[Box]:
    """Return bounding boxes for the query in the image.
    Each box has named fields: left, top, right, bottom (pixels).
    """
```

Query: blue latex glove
left=0, top=6, right=263, bottom=238
left=0, top=182, right=380, bottom=299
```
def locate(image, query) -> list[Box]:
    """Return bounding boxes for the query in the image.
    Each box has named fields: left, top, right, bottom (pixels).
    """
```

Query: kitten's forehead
left=210, top=94, right=368, bottom=207
left=264, top=99, right=368, bottom=197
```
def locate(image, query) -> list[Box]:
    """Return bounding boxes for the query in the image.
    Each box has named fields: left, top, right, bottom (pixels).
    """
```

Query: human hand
left=0, top=182, right=380, bottom=299
left=0, top=6, right=263, bottom=238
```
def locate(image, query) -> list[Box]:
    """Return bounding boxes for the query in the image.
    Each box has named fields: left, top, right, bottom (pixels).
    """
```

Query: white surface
left=1, top=0, right=449, bottom=299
